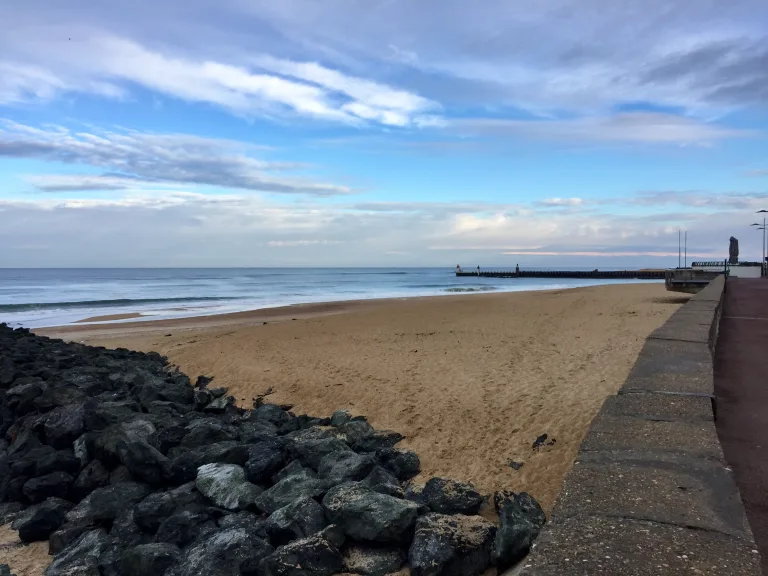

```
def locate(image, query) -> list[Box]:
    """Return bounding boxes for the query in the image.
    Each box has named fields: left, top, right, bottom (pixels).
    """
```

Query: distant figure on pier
left=456, top=264, right=462, bottom=273
left=477, top=265, right=480, bottom=275
left=516, top=264, right=520, bottom=275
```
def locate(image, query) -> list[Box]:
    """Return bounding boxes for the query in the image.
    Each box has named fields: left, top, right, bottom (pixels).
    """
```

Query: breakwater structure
left=519, top=275, right=763, bottom=575
left=455, top=268, right=666, bottom=279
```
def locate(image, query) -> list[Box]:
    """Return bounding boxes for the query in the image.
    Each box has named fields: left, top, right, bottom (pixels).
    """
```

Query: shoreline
left=36, top=281, right=664, bottom=339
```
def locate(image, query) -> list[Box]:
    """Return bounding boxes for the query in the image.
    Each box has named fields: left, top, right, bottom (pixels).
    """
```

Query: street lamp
left=756, top=209, right=768, bottom=276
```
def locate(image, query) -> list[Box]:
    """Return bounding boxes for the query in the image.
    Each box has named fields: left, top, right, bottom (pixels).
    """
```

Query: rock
left=218, top=511, right=268, bottom=538
left=208, top=387, right=228, bottom=399
left=22, top=471, right=73, bottom=503
left=361, top=466, right=403, bottom=498
left=66, top=482, right=151, bottom=525
left=156, top=509, right=215, bottom=547
left=0, top=563, right=11, bottom=576
left=195, top=376, right=213, bottom=389
left=110, top=509, right=150, bottom=548
left=491, top=491, right=546, bottom=569
left=121, top=543, right=181, bottom=576
left=195, top=463, right=262, bottom=511
left=133, top=482, right=203, bottom=532
left=6, top=379, right=47, bottom=414
left=342, top=544, right=406, bottom=576
left=272, top=460, right=308, bottom=483
left=44, top=404, right=85, bottom=449
left=11, top=497, right=73, bottom=542
left=83, top=400, right=141, bottom=431
left=109, top=465, right=134, bottom=484
left=71, top=460, right=110, bottom=501
left=239, top=420, right=278, bottom=444
left=330, top=410, right=351, bottom=427
left=256, top=471, right=330, bottom=514
left=135, top=377, right=194, bottom=408
left=421, top=478, right=483, bottom=515
left=169, top=441, right=250, bottom=484
left=167, top=527, right=273, bottom=576
left=340, top=420, right=374, bottom=447
left=322, top=482, right=419, bottom=542
left=318, top=451, right=376, bottom=484
left=265, top=496, right=329, bottom=546
left=0, top=502, right=25, bottom=524
left=117, top=441, right=170, bottom=486
left=244, top=439, right=286, bottom=484
left=252, top=404, right=293, bottom=427
left=354, top=430, right=404, bottom=453
left=98, top=543, right=123, bottom=576
left=45, top=528, right=112, bottom=576
left=508, top=461, right=524, bottom=471
left=409, top=513, right=497, bottom=576
left=286, top=427, right=352, bottom=470
left=377, top=448, right=420, bottom=481
left=34, top=386, right=87, bottom=413
left=181, top=418, right=238, bottom=448
left=35, top=447, right=80, bottom=476
left=7, top=427, right=41, bottom=455
left=151, top=426, right=187, bottom=455
left=49, top=521, right=93, bottom=554
left=92, top=420, right=156, bottom=466
left=203, top=395, right=235, bottom=413
left=258, top=526, right=344, bottom=576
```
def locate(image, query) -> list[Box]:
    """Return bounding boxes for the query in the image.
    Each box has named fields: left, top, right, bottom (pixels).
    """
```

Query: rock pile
left=0, top=324, right=546, bottom=576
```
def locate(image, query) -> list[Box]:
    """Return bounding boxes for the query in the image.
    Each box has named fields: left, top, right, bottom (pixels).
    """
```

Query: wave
left=443, top=286, right=498, bottom=293
left=0, top=296, right=241, bottom=313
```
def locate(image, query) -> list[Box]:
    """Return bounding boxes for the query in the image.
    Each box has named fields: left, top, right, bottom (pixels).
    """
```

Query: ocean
left=0, top=268, right=661, bottom=328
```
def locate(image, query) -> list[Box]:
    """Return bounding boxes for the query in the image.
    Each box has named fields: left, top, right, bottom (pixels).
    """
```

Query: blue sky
left=0, top=0, right=766, bottom=267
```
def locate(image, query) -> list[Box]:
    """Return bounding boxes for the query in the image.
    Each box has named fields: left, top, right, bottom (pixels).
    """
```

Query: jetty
left=455, top=269, right=666, bottom=279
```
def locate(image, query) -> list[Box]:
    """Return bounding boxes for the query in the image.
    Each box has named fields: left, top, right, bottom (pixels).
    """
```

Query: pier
left=455, top=269, right=666, bottom=279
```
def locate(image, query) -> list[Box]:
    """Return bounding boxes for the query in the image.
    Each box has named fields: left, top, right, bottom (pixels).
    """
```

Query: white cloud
left=0, top=120, right=353, bottom=196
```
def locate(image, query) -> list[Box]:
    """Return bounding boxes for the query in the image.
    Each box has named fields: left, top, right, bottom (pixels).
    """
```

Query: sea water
left=0, top=268, right=661, bottom=328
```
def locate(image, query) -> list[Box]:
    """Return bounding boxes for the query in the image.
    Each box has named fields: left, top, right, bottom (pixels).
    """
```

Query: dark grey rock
left=0, top=563, right=11, bottom=576
left=0, top=502, right=25, bottom=524
left=409, top=513, right=496, bottom=576
left=98, top=544, right=123, bottom=576
left=258, top=526, right=344, bottom=576
left=195, top=463, right=262, bottom=511
left=491, top=491, right=545, bottom=569
left=244, top=439, right=286, bottom=484
left=217, top=511, right=268, bottom=538
left=109, top=465, right=134, bottom=484
left=91, top=420, right=156, bottom=466
left=340, top=420, right=374, bottom=446
left=265, top=496, right=329, bottom=546
left=167, top=527, right=273, bottom=576
left=151, top=425, right=187, bottom=455
left=354, top=430, right=404, bottom=453
left=155, top=509, right=215, bottom=547
left=256, top=471, right=330, bottom=514
left=239, top=420, right=279, bottom=444
left=204, top=395, right=235, bottom=413
left=421, top=477, right=483, bottom=515
left=322, top=482, right=420, bottom=542
left=117, top=440, right=170, bottom=486
left=34, top=386, right=87, bottom=413
left=46, top=528, right=112, bottom=576
left=330, top=410, right=351, bottom=427
left=361, top=466, right=402, bottom=497
left=110, top=509, right=150, bottom=548
left=377, top=448, right=420, bottom=480
left=35, top=447, right=80, bottom=476
left=286, top=427, right=352, bottom=470
left=169, top=441, right=250, bottom=484
left=6, top=379, right=47, bottom=414
left=44, top=404, right=85, bottom=449
left=11, top=497, right=73, bottom=542
left=133, top=482, right=203, bottom=532
left=22, top=471, right=73, bottom=503
left=71, top=460, right=110, bottom=501
left=181, top=418, right=238, bottom=448
left=66, top=482, right=151, bottom=525
left=342, top=544, right=406, bottom=576
left=318, top=451, right=375, bottom=484
left=272, top=460, right=308, bottom=483
left=252, top=404, right=293, bottom=427
left=49, top=521, right=93, bottom=554
left=121, top=543, right=181, bottom=576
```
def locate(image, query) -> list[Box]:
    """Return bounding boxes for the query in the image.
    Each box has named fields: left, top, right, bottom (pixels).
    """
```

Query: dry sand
left=8, top=283, right=683, bottom=576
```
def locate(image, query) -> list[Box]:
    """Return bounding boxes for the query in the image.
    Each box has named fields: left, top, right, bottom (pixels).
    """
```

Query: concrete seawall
left=520, top=275, right=762, bottom=575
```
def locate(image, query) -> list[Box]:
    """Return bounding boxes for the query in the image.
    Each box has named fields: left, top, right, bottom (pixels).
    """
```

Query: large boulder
left=265, top=496, right=329, bottom=546
left=409, top=513, right=496, bottom=576
left=491, top=491, right=546, bottom=569
left=180, top=418, right=238, bottom=449
left=66, top=482, right=152, bottom=525
left=110, top=509, right=150, bottom=548
left=22, top=471, right=73, bottom=503
left=244, top=439, right=286, bottom=484
left=169, top=442, right=250, bottom=484
left=252, top=404, right=294, bottom=427
left=121, top=543, right=181, bottom=576
left=167, top=528, right=273, bottom=576
left=256, top=471, right=330, bottom=514
left=49, top=521, right=94, bottom=555
left=342, top=544, right=406, bottom=576
left=71, top=460, right=110, bottom=501
left=195, top=463, right=262, bottom=511
left=117, top=440, right=170, bottom=486
left=11, top=497, right=73, bottom=542
left=361, top=466, right=403, bottom=498
left=376, top=448, right=420, bottom=481
left=44, top=404, right=85, bottom=449
left=318, top=451, right=375, bottom=485
left=91, top=420, right=156, bottom=466
left=286, top=427, right=352, bottom=470
left=354, top=430, right=404, bottom=453
left=133, top=482, right=203, bottom=532
left=45, top=528, right=112, bottom=576
left=258, top=526, right=344, bottom=576
left=155, top=509, right=216, bottom=547
left=322, top=482, right=419, bottom=542
left=421, top=478, right=483, bottom=515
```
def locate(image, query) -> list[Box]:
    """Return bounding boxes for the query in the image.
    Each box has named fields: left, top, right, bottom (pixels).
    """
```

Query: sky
left=0, top=0, right=766, bottom=268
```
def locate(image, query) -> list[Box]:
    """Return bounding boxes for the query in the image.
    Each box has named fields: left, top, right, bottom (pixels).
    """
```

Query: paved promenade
left=715, top=277, right=768, bottom=574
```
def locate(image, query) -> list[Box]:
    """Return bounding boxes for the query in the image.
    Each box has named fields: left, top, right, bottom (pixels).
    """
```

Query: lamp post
left=759, top=211, right=768, bottom=277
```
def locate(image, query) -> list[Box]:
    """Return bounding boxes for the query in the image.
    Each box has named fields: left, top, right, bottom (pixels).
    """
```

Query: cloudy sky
left=0, top=0, right=766, bottom=267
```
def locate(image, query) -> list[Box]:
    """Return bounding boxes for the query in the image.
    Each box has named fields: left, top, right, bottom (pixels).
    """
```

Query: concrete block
left=553, top=451, right=751, bottom=538
left=519, top=515, right=760, bottom=576
left=605, top=392, right=712, bottom=422
left=621, top=338, right=713, bottom=395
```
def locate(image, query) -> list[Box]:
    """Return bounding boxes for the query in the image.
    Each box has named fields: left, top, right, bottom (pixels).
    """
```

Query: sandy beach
left=39, top=283, right=683, bottom=512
